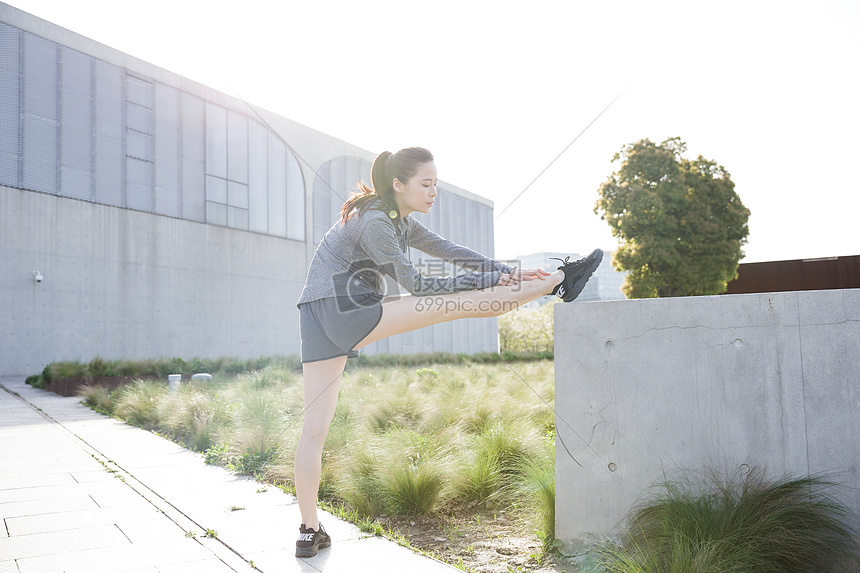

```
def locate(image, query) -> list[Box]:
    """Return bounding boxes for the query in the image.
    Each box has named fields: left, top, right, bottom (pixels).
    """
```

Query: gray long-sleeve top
left=297, top=207, right=514, bottom=306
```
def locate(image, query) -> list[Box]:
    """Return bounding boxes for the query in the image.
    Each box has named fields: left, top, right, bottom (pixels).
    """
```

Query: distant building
left=724, top=255, right=860, bottom=294
left=512, top=251, right=627, bottom=308
left=0, top=4, right=501, bottom=375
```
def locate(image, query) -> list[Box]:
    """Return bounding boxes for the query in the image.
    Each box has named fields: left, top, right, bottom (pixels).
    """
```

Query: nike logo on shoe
left=298, top=533, right=315, bottom=542
left=551, top=249, right=603, bottom=302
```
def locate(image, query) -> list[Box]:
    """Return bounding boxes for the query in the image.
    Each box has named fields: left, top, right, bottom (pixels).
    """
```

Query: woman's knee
left=299, top=415, right=333, bottom=446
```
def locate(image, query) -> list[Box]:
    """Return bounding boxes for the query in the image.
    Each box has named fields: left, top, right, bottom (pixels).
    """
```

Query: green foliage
left=595, top=137, right=750, bottom=298
left=158, top=388, right=231, bottom=452
left=34, top=355, right=300, bottom=384
left=380, top=453, right=444, bottom=515
left=87, top=356, right=116, bottom=378
left=347, top=350, right=553, bottom=369
left=111, top=380, right=167, bottom=428
left=76, top=358, right=559, bottom=554
left=203, top=442, right=229, bottom=465
left=515, top=454, right=556, bottom=552
left=79, top=384, right=113, bottom=413
left=498, top=301, right=556, bottom=353
left=34, top=353, right=553, bottom=387
left=601, top=467, right=860, bottom=572
left=43, top=360, right=89, bottom=383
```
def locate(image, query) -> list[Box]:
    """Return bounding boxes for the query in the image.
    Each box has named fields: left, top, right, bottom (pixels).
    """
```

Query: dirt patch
left=381, top=510, right=573, bottom=573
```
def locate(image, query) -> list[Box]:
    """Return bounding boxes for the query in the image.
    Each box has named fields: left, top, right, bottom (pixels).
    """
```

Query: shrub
left=451, top=437, right=501, bottom=505
left=507, top=442, right=556, bottom=551
left=602, top=467, right=860, bottom=572
left=87, top=356, right=117, bottom=378
left=498, top=301, right=556, bottom=353
left=380, top=458, right=444, bottom=515
left=78, top=384, right=114, bottom=413
left=111, top=380, right=166, bottom=428
left=156, top=357, right=186, bottom=378
left=376, top=430, right=445, bottom=515
left=335, top=449, right=387, bottom=517
left=43, top=360, right=90, bottom=382
left=158, top=390, right=229, bottom=452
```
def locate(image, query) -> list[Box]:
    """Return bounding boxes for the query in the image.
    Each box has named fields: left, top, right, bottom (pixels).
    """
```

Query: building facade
left=0, top=4, right=500, bottom=376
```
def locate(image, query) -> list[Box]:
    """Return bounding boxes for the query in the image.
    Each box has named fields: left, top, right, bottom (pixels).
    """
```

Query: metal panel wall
left=205, top=103, right=227, bottom=179
left=0, top=22, right=21, bottom=188
left=181, top=92, right=205, bottom=222
left=724, top=255, right=860, bottom=294
left=0, top=21, right=308, bottom=240
left=154, top=83, right=181, bottom=218
left=286, top=148, right=305, bottom=241
left=21, top=32, right=57, bottom=195
left=328, top=155, right=345, bottom=225
left=313, top=162, right=332, bottom=243
left=248, top=120, right=268, bottom=234
left=226, top=111, right=248, bottom=184
left=267, top=132, right=287, bottom=238
left=126, top=74, right=154, bottom=213
left=59, top=46, right=93, bottom=201
left=93, top=58, right=124, bottom=208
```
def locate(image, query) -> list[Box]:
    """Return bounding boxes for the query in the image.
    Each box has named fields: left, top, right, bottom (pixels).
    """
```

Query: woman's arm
left=359, top=216, right=504, bottom=296
left=406, top=217, right=514, bottom=274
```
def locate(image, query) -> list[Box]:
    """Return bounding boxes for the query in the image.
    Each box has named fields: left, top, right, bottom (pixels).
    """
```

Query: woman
left=294, top=147, right=602, bottom=557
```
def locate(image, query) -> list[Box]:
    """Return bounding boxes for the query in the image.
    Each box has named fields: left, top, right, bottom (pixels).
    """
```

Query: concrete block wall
left=553, top=289, right=860, bottom=552
left=1, top=185, right=306, bottom=375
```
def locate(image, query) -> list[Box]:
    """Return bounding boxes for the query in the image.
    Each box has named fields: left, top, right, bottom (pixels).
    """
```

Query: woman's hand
left=498, top=268, right=551, bottom=287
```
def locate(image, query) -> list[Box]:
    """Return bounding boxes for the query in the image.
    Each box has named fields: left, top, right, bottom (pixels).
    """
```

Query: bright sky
left=6, top=0, right=859, bottom=263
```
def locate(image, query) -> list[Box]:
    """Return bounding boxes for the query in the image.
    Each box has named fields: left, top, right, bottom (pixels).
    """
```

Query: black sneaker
left=551, top=249, right=604, bottom=302
left=295, top=522, right=331, bottom=558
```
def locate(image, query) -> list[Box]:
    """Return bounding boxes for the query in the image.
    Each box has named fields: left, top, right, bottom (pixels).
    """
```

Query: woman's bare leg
left=296, top=270, right=561, bottom=527
left=294, top=355, right=348, bottom=530
left=357, top=270, right=563, bottom=348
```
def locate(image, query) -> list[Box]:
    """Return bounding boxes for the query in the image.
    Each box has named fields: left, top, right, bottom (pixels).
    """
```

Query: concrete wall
left=1, top=185, right=306, bottom=375
left=553, top=289, right=860, bottom=552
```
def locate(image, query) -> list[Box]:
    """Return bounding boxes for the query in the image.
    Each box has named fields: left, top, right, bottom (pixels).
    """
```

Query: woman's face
left=393, top=161, right=438, bottom=216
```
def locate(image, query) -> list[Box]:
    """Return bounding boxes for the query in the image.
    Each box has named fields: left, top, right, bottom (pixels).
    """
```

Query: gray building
left=0, top=3, right=500, bottom=376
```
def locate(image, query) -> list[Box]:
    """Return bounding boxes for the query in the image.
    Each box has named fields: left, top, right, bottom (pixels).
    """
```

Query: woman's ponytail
left=340, top=147, right=433, bottom=225
left=340, top=151, right=390, bottom=224
left=370, top=151, right=393, bottom=198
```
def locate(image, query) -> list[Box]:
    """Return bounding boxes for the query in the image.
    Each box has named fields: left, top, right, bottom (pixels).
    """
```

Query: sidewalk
left=0, top=377, right=458, bottom=573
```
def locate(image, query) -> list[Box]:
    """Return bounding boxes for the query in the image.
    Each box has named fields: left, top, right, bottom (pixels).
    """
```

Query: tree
left=595, top=138, right=750, bottom=298
left=498, top=300, right=556, bottom=353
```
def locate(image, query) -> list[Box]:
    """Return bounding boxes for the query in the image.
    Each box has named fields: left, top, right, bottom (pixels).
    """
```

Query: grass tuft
left=111, top=380, right=166, bottom=428
left=602, top=466, right=860, bottom=572
left=79, top=384, right=113, bottom=413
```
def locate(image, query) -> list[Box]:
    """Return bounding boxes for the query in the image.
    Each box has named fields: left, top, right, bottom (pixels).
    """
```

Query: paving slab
left=0, top=377, right=458, bottom=572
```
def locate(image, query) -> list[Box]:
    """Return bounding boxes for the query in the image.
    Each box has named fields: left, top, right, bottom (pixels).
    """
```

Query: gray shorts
left=299, top=294, right=384, bottom=363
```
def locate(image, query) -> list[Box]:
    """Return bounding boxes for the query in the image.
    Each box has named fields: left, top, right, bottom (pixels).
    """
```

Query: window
left=205, top=103, right=304, bottom=238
